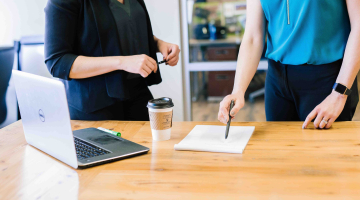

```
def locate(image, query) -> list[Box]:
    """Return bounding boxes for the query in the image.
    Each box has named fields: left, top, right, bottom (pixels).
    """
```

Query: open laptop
left=12, top=70, right=149, bottom=169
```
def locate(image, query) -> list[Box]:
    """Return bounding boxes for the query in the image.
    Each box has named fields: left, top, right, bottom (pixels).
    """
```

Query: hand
left=157, top=40, right=180, bottom=66
left=302, top=91, right=347, bottom=129
left=218, top=93, right=245, bottom=124
left=119, top=54, right=158, bottom=78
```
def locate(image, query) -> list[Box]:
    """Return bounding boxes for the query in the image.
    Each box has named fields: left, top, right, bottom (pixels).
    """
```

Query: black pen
left=225, top=100, right=235, bottom=139
left=158, top=60, right=167, bottom=65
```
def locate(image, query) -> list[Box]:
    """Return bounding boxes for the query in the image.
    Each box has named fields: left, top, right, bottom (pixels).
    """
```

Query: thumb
left=230, top=99, right=243, bottom=117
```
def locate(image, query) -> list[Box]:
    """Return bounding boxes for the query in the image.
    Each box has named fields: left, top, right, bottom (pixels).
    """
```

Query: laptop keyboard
left=74, top=137, right=110, bottom=160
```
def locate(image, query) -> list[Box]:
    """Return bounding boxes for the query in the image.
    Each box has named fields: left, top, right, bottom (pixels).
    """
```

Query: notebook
left=174, top=125, right=255, bottom=154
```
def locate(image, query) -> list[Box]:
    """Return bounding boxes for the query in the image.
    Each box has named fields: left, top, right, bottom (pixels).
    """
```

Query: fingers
left=318, top=120, right=326, bottom=129
left=302, top=109, right=317, bottom=129
left=218, top=110, right=226, bottom=124
left=218, top=104, right=228, bottom=124
left=303, top=107, right=337, bottom=129
left=143, top=63, right=153, bottom=75
left=145, top=61, right=156, bottom=74
left=161, top=50, right=169, bottom=62
left=319, top=115, right=330, bottom=129
left=217, top=101, right=229, bottom=124
left=220, top=106, right=229, bottom=124
left=230, top=98, right=244, bottom=117
left=145, top=56, right=158, bottom=73
left=218, top=96, right=232, bottom=124
left=313, top=112, right=324, bottom=129
left=167, top=56, right=179, bottom=66
left=325, top=118, right=335, bottom=129
left=139, top=55, right=157, bottom=75
left=139, top=69, right=149, bottom=78
left=166, top=45, right=180, bottom=62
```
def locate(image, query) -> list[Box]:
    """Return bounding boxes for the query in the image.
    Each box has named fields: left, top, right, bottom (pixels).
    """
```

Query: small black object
left=158, top=60, right=166, bottom=65
left=193, top=24, right=210, bottom=40
left=333, top=83, right=352, bottom=95
left=225, top=100, right=235, bottom=139
left=147, top=97, right=174, bottom=109
left=209, top=24, right=227, bottom=40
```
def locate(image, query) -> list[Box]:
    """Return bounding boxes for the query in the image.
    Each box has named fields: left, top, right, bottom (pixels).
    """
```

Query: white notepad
left=174, top=125, right=255, bottom=154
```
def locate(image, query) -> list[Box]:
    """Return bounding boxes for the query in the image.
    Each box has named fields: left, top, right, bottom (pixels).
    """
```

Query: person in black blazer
left=44, top=0, right=180, bottom=121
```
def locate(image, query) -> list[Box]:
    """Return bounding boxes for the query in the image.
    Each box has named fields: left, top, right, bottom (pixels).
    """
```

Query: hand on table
left=157, top=40, right=180, bottom=66
left=302, top=91, right=347, bottom=129
left=119, top=54, right=158, bottom=78
left=218, top=94, right=245, bottom=124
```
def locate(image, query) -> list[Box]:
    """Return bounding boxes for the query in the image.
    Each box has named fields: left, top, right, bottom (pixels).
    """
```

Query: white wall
left=0, top=1, right=18, bottom=46
left=0, top=0, right=47, bottom=46
left=145, top=0, right=185, bottom=121
left=0, top=0, right=185, bottom=121
left=0, top=0, right=47, bottom=128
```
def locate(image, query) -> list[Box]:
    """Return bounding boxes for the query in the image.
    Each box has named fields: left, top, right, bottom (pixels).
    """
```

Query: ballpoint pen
left=225, top=100, right=235, bottom=139
left=158, top=60, right=167, bottom=65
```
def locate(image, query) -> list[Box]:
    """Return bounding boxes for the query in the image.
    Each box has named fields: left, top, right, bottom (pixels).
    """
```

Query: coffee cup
left=147, top=97, right=174, bottom=141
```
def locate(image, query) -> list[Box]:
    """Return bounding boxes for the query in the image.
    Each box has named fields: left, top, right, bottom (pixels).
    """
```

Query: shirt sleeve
left=44, top=0, right=80, bottom=80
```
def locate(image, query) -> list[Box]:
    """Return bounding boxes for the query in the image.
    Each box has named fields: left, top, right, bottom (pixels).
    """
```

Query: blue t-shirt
left=260, top=0, right=350, bottom=65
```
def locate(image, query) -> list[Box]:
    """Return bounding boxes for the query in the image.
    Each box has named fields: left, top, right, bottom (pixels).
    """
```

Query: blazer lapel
left=137, top=0, right=162, bottom=84
left=89, top=0, right=122, bottom=56
left=87, top=0, right=161, bottom=97
left=89, top=0, right=128, bottom=99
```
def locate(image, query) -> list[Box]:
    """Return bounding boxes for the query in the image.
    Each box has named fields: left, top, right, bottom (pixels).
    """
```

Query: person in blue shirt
left=218, top=0, right=360, bottom=129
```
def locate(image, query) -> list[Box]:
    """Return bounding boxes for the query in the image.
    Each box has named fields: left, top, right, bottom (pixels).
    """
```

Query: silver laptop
left=12, top=70, right=149, bottom=169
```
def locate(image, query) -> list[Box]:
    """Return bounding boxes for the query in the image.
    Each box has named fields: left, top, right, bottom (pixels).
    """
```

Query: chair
left=19, top=35, right=52, bottom=78
left=0, top=46, right=15, bottom=124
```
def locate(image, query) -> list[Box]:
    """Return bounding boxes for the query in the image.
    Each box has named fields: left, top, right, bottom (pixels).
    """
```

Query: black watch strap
left=333, top=83, right=352, bottom=95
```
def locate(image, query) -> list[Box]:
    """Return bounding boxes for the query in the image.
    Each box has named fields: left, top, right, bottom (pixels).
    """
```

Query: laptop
left=12, top=70, right=149, bottom=169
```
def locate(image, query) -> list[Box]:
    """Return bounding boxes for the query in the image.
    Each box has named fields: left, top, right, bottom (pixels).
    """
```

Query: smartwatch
left=333, top=83, right=352, bottom=95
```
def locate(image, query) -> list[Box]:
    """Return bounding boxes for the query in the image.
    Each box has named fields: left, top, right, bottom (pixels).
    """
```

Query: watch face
left=333, top=83, right=350, bottom=95
left=337, top=84, right=346, bottom=93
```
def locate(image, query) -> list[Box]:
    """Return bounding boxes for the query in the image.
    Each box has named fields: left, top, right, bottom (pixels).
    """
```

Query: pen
left=225, top=100, right=235, bottom=139
left=158, top=60, right=167, bottom=65
left=98, top=127, right=121, bottom=137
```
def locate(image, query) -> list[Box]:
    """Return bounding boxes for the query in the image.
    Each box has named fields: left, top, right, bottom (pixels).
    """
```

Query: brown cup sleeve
left=149, top=111, right=173, bottom=130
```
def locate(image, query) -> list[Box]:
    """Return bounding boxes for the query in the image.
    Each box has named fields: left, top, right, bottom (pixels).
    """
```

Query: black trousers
left=69, top=79, right=153, bottom=121
left=265, top=59, right=359, bottom=121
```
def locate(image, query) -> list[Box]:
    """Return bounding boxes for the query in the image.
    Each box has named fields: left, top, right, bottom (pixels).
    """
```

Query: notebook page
left=174, top=125, right=255, bottom=154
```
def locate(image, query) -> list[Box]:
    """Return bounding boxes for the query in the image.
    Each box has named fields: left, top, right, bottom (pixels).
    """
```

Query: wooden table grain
left=1, top=121, right=360, bottom=199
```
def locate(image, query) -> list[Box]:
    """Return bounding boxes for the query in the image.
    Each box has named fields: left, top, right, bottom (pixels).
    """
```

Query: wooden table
left=1, top=121, right=360, bottom=199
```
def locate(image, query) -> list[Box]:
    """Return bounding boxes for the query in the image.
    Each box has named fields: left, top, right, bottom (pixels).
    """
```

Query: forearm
left=232, top=37, right=264, bottom=95
left=336, top=29, right=360, bottom=88
left=69, top=56, right=120, bottom=79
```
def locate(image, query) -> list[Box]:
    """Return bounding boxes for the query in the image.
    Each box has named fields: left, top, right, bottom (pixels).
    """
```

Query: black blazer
left=44, top=0, right=162, bottom=113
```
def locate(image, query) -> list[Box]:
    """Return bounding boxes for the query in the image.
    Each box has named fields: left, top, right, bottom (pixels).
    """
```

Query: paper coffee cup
left=147, top=97, right=174, bottom=141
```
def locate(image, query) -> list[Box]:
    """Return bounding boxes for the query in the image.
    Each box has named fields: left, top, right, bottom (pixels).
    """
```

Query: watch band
left=333, top=83, right=352, bottom=95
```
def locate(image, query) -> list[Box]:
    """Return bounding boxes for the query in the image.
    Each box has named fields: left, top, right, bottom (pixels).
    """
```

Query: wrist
left=232, top=90, right=245, bottom=97
left=156, top=39, right=164, bottom=51
left=331, top=90, right=348, bottom=100
left=115, top=56, right=125, bottom=71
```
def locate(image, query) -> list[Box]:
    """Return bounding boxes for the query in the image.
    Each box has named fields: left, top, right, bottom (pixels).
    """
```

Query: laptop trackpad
left=87, top=135, right=121, bottom=145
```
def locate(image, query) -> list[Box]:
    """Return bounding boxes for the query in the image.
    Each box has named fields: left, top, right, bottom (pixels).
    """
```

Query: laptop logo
left=38, top=109, right=45, bottom=122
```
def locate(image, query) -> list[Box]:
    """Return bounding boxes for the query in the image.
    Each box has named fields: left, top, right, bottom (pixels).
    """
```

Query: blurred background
left=0, top=0, right=359, bottom=128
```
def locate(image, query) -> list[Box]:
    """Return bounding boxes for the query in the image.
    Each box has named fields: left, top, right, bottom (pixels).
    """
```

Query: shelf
left=189, top=36, right=242, bottom=46
left=187, top=60, right=268, bottom=71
